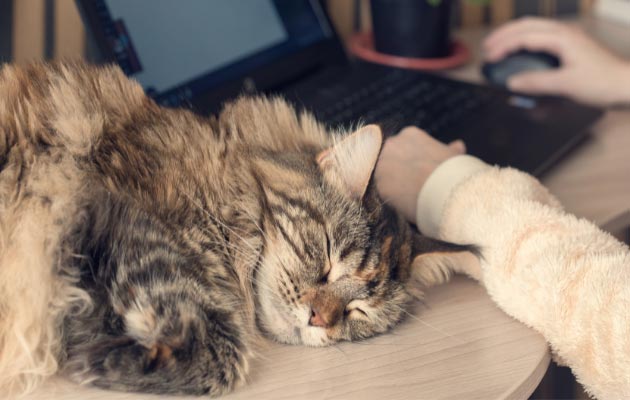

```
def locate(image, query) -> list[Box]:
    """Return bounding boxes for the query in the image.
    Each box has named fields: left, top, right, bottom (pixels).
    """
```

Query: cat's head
left=254, top=124, right=472, bottom=346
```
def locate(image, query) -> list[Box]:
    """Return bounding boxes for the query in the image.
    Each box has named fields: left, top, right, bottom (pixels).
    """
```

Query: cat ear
left=317, top=124, right=383, bottom=199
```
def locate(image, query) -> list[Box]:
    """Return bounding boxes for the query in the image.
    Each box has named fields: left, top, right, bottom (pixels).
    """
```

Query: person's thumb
left=507, top=70, right=567, bottom=96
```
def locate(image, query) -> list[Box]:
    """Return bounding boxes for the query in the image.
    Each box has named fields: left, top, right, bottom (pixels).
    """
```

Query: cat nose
left=309, top=307, right=328, bottom=328
left=309, top=306, right=342, bottom=328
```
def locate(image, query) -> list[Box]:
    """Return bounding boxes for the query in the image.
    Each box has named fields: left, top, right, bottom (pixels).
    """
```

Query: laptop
left=76, top=0, right=603, bottom=176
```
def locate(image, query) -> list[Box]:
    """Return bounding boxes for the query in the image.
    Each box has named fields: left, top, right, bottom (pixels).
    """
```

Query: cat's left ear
left=317, top=124, right=383, bottom=199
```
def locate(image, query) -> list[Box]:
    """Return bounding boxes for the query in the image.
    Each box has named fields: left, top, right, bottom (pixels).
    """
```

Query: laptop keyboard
left=315, top=69, right=494, bottom=136
left=284, top=63, right=602, bottom=175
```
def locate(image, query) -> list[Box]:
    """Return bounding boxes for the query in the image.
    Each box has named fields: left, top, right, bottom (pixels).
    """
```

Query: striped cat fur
left=0, top=62, right=475, bottom=397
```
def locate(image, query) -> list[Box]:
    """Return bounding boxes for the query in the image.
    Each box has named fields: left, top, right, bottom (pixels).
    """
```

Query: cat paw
left=65, top=332, right=249, bottom=396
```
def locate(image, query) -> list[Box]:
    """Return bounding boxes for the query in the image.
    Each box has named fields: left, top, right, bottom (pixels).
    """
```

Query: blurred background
left=0, top=0, right=597, bottom=64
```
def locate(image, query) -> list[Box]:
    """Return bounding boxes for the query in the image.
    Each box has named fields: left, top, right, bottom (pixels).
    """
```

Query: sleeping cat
left=0, top=62, right=475, bottom=396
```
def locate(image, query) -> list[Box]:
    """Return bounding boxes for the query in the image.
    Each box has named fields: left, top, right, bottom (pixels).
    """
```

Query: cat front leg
left=406, top=234, right=481, bottom=293
left=64, top=283, right=251, bottom=396
left=62, top=199, right=256, bottom=395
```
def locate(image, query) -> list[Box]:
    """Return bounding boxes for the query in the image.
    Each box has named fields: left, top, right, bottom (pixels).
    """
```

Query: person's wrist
left=415, top=155, right=490, bottom=237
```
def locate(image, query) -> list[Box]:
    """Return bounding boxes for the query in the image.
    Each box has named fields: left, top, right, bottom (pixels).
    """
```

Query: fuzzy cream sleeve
left=417, top=155, right=630, bottom=400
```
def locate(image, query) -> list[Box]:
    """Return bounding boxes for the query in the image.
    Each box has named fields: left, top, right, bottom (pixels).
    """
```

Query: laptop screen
left=89, top=0, right=332, bottom=106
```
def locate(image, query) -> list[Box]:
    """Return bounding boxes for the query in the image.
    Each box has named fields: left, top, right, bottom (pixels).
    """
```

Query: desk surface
left=27, top=277, right=549, bottom=400
left=27, top=16, right=630, bottom=400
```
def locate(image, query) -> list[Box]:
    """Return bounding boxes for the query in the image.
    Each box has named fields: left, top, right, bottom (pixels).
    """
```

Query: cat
left=0, top=61, right=476, bottom=397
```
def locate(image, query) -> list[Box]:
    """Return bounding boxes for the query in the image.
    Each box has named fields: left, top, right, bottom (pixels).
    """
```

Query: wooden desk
left=26, top=16, right=630, bottom=400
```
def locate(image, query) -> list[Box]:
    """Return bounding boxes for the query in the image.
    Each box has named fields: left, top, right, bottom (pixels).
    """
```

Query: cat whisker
left=195, top=232, right=255, bottom=261
left=181, top=196, right=286, bottom=299
left=181, top=190, right=260, bottom=255
left=181, top=197, right=270, bottom=294
left=190, top=223, right=268, bottom=289
left=239, top=207, right=271, bottom=243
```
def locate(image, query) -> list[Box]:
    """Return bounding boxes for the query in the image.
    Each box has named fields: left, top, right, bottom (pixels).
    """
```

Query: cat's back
left=0, top=61, right=148, bottom=397
left=218, top=95, right=332, bottom=154
left=0, top=61, right=149, bottom=159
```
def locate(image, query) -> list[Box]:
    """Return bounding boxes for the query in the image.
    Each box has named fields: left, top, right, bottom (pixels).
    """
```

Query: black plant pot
left=370, top=0, right=452, bottom=58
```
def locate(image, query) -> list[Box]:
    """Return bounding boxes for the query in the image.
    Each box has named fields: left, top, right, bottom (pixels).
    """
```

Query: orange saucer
left=348, top=32, right=470, bottom=71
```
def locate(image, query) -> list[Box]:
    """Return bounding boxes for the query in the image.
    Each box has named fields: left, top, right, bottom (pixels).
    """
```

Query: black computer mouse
left=482, top=50, right=561, bottom=87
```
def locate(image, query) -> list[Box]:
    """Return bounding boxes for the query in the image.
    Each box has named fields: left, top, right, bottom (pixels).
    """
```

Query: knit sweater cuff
left=415, top=155, right=490, bottom=237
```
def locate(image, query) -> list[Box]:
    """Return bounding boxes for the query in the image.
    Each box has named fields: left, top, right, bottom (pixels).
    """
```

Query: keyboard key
left=318, top=70, right=493, bottom=133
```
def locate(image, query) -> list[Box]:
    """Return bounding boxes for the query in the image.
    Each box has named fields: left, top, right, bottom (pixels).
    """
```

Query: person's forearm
left=419, top=159, right=630, bottom=399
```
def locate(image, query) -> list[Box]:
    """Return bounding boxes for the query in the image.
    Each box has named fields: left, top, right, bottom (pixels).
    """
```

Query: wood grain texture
left=460, top=1, right=486, bottom=27
left=54, top=0, right=85, bottom=60
left=24, top=277, right=549, bottom=400
left=580, top=0, right=596, bottom=14
left=541, top=0, right=557, bottom=16
left=12, top=0, right=45, bottom=63
left=544, top=109, right=630, bottom=225
left=360, top=0, right=372, bottom=33
left=326, top=0, right=355, bottom=42
left=490, top=0, right=515, bottom=25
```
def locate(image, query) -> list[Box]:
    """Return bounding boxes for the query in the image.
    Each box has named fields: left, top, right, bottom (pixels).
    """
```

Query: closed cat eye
left=319, top=268, right=330, bottom=284
left=325, top=232, right=332, bottom=260
left=345, top=305, right=369, bottom=320
left=319, top=233, right=332, bottom=283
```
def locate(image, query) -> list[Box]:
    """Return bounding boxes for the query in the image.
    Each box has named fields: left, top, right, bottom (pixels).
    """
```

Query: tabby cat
left=0, top=62, right=474, bottom=396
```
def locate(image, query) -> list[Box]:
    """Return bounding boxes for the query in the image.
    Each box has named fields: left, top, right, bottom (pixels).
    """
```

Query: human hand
left=484, top=17, right=630, bottom=107
left=374, top=127, right=465, bottom=223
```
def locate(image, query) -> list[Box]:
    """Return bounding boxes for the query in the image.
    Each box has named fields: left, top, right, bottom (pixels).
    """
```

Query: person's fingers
left=507, top=70, right=568, bottom=95
left=484, top=17, right=561, bottom=53
left=448, top=140, right=466, bottom=154
left=398, top=125, right=429, bottom=139
left=395, top=126, right=462, bottom=157
left=484, top=31, right=566, bottom=62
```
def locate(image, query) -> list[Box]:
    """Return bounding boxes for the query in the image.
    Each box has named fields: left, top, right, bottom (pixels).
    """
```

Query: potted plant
left=370, top=0, right=490, bottom=58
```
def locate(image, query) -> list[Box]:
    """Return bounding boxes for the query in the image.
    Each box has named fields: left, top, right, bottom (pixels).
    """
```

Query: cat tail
left=0, top=164, right=91, bottom=397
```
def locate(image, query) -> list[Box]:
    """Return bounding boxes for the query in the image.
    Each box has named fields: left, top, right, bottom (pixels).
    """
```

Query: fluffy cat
left=0, top=62, right=475, bottom=396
